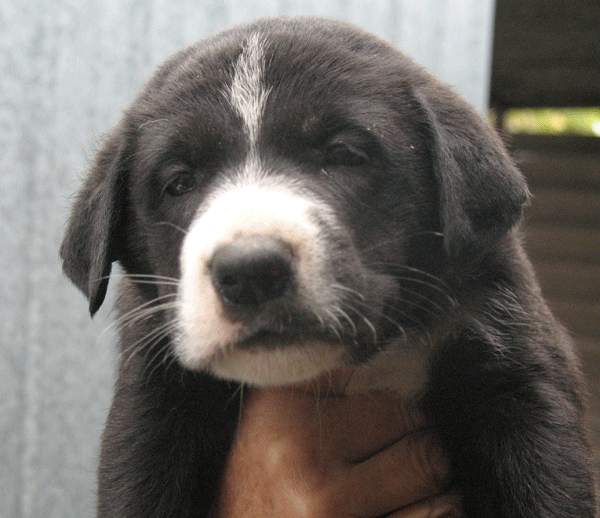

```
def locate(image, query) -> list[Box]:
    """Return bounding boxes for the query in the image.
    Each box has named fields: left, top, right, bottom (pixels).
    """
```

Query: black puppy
left=61, top=17, right=596, bottom=517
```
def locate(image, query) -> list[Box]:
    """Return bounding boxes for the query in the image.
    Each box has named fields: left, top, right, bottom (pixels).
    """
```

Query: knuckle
left=292, top=481, right=341, bottom=518
left=278, top=459, right=345, bottom=518
left=407, top=432, right=451, bottom=491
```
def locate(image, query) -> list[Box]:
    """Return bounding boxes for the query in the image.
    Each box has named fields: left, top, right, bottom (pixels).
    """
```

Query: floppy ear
left=415, top=87, right=530, bottom=258
left=60, top=129, right=128, bottom=316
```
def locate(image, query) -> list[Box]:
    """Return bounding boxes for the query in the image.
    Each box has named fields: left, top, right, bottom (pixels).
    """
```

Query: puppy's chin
left=204, top=340, right=347, bottom=387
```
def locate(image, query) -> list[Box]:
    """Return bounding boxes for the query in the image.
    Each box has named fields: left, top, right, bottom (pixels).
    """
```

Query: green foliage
left=502, top=107, right=600, bottom=137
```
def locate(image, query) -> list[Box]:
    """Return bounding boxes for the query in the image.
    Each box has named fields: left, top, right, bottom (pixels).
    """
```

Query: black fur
left=60, top=17, right=596, bottom=517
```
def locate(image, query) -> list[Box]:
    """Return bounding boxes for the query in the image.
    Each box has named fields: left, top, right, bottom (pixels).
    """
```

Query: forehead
left=134, top=21, right=411, bottom=147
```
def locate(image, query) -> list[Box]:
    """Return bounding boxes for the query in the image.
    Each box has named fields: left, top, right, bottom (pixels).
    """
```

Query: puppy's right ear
left=60, top=129, right=128, bottom=316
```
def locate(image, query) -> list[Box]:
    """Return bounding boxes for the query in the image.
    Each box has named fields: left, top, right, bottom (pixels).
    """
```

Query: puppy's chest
left=343, top=343, right=431, bottom=396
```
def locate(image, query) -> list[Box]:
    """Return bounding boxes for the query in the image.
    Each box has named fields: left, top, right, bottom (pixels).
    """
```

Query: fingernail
left=430, top=495, right=463, bottom=518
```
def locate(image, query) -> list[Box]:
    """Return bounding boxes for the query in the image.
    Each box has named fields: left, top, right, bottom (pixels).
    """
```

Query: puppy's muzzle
left=175, top=182, right=352, bottom=383
left=209, top=236, right=293, bottom=310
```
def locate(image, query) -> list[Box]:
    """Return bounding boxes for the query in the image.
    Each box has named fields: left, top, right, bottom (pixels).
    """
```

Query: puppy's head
left=61, top=17, right=529, bottom=386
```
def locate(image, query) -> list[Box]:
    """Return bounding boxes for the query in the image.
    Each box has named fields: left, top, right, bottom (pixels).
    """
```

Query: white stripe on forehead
left=229, top=32, right=270, bottom=147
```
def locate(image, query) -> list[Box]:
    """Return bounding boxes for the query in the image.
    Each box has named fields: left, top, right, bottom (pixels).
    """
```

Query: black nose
left=209, top=236, right=293, bottom=306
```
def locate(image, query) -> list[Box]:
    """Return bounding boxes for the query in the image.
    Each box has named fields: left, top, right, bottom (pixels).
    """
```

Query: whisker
left=332, top=305, right=357, bottom=337
left=142, top=324, right=182, bottom=380
left=330, top=283, right=366, bottom=301
left=99, top=296, right=178, bottom=344
left=118, top=310, right=176, bottom=355
left=344, top=305, right=378, bottom=343
left=394, top=277, right=457, bottom=306
left=154, top=220, right=188, bottom=235
left=119, top=303, right=178, bottom=330
left=113, top=295, right=177, bottom=329
left=369, top=262, right=451, bottom=289
left=359, top=231, right=444, bottom=255
left=139, top=322, right=179, bottom=374
left=394, top=285, right=453, bottom=317
left=92, top=272, right=180, bottom=287
left=120, top=319, right=177, bottom=371
left=344, top=298, right=410, bottom=343
left=321, top=307, right=345, bottom=339
left=225, top=383, right=246, bottom=423
left=124, top=275, right=180, bottom=287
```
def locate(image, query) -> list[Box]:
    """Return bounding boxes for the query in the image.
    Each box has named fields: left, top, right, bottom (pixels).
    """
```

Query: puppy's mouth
left=232, top=324, right=347, bottom=351
left=236, top=329, right=320, bottom=350
left=175, top=190, right=376, bottom=385
left=192, top=302, right=359, bottom=386
left=207, top=332, right=348, bottom=387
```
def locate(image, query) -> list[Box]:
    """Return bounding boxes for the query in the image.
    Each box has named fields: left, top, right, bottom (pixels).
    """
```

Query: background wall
left=0, top=1, right=496, bottom=516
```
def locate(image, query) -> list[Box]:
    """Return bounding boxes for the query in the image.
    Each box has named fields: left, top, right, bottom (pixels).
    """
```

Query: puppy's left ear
left=60, top=129, right=128, bottom=316
left=415, top=86, right=530, bottom=258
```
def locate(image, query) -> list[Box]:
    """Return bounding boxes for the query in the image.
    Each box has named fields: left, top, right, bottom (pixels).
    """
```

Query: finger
left=343, top=430, right=451, bottom=517
left=388, top=494, right=463, bottom=518
left=321, top=393, right=427, bottom=460
left=251, top=387, right=428, bottom=462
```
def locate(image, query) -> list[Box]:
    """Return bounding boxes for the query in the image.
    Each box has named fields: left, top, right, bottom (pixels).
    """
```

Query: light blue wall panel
left=0, top=1, right=495, bottom=516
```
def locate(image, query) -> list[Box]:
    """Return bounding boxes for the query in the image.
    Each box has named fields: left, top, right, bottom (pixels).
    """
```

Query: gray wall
left=0, top=1, right=495, bottom=516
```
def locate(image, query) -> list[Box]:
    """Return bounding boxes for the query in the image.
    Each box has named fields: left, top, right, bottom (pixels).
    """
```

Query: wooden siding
left=512, top=135, right=600, bottom=475
left=492, top=0, right=600, bottom=108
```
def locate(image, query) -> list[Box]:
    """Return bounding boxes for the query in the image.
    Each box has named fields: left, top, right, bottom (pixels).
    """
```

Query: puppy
left=60, top=17, right=596, bottom=517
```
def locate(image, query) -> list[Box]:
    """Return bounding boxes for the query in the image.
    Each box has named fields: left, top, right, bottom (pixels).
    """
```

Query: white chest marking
left=229, top=32, right=270, bottom=149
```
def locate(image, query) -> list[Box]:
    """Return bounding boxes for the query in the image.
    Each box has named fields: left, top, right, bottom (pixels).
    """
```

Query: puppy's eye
left=164, top=170, right=196, bottom=196
left=324, top=143, right=369, bottom=168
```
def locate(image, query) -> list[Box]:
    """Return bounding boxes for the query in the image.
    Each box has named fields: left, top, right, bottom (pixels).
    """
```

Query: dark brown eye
left=324, top=143, right=369, bottom=168
left=165, top=170, right=196, bottom=196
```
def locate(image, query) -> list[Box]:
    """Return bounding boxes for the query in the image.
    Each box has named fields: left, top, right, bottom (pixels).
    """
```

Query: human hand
left=214, top=370, right=462, bottom=517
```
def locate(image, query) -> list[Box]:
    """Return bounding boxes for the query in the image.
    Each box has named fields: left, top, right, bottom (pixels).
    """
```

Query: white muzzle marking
left=175, top=176, right=345, bottom=386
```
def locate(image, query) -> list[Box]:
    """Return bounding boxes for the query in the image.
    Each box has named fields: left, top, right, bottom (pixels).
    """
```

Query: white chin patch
left=208, top=340, right=346, bottom=386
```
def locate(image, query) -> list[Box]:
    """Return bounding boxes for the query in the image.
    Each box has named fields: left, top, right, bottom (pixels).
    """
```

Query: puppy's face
left=61, top=18, right=528, bottom=387
left=132, top=31, right=433, bottom=385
